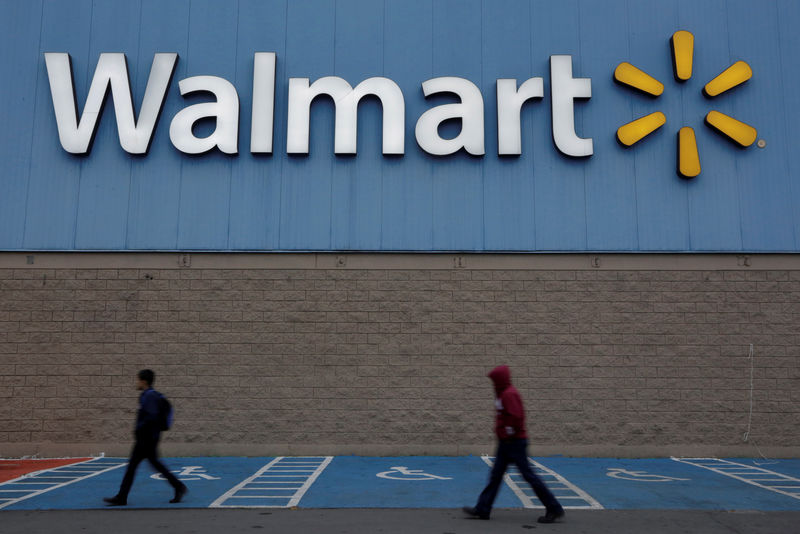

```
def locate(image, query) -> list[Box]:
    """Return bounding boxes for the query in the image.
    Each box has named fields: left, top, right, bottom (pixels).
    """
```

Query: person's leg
left=112, top=441, right=146, bottom=502
left=145, top=442, right=187, bottom=502
left=474, top=442, right=511, bottom=517
left=146, top=448, right=181, bottom=488
left=510, top=441, right=563, bottom=513
left=509, top=440, right=564, bottom=523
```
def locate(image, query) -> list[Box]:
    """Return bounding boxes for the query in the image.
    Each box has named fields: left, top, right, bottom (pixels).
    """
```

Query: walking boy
left=104, top=369, right=186, bottom=506
left=463, top=365, right=564, bottom=523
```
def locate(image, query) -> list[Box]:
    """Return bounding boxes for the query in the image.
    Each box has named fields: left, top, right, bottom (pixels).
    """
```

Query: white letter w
left=44, top=52, right=177, bottom=154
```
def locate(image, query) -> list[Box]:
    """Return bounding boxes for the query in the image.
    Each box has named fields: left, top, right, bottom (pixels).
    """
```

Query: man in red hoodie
left=463, top=365, right=565, bottom=523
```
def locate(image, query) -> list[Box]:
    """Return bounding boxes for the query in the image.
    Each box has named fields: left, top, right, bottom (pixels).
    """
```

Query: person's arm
left=501, top=390, right=525, bottom=437
left=136, top=390, right=160, bottom=433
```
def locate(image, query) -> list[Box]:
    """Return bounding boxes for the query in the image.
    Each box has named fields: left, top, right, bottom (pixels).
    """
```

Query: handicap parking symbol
left=151, top=466, right=221, bottom=481
left=376, top=466, right=453, bottom=481
left=606, top=468, right=689, bottom=482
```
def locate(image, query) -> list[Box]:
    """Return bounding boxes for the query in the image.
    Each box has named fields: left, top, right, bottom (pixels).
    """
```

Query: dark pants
left=476, top=439, right=563, bottom=516
left=117, top=436, right=181, bottom=499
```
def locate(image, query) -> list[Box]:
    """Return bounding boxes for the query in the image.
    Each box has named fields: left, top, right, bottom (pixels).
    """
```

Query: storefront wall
left=1, top=0, right=799, bottom=456
left=1, top=253, right=797, bottom=457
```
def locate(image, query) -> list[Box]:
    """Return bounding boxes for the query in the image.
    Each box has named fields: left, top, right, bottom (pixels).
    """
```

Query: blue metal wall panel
left=22, top=0, right=91, bottom=249
left=778, top=0, right=800, bottom=251
left=381, top=0, right=434, bottom=250
left=280, top=0, right=335, bottom=250
left=0, top=0, right=798, bottom=252
left=482, top=0, right=536, bottom=251
left=431, top=0, right=484, bottom=251
left=330, top=0, right=384, bottom=250
left=126, top=0, right=191, bottom=250
left=727, top=0, right=795, bottom=251
left=0, top=0, right=42, bottom=250
left=74, top=0, right=140, bottom=249
left=176, top=0, right=236, bottom=250
left=229, top=0, right=287, bottom=250
left=680, top=0, right=742, bottom=251
left=581, top=0, right=639, bottom=251
left=530, top=0, right=587, bottom=251
left=627, top=0, right=690, bottom=251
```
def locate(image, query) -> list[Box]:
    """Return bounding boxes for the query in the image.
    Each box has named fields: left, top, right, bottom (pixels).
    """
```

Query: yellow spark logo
left=614, top=30, right=757, bottom=178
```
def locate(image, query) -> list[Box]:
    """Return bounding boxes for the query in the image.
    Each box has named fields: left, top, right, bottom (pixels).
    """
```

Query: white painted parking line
left=480, top=456, right=603, bottom=510
left=209, top=456, right=333, bottom=508
left=672, top=458, right=800, bottom=500
left=0, top=459, right=127, bottom=510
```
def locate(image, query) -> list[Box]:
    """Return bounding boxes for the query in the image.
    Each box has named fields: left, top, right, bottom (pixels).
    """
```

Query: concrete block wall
left=0, top=253, right=798, bottom=457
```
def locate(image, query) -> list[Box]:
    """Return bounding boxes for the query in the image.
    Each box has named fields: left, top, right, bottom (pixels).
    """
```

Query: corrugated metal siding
left=0, top=0, right=798, bottom=251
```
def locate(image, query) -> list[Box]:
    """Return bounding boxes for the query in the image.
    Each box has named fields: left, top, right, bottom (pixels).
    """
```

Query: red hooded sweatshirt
left=488, top=365, right=528, bottom=440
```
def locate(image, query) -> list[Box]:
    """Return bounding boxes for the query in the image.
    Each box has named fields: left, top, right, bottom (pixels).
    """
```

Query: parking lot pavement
left=1, top=456, right=799, bottom=512
left=3, top=508, right=800, bottom=534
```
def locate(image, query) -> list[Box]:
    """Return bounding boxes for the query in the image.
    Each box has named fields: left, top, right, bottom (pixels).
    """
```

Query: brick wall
left=1, top=253, right=798, bottom=457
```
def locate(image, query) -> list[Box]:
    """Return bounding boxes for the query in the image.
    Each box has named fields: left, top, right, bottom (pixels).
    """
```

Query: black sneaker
left=170, top=483, right=187, bottom=504
left=537, top=509, right=565, bottom=524
left=103, top=496, right=127, bottom=506
left=462, top=506, right=490, bottom=520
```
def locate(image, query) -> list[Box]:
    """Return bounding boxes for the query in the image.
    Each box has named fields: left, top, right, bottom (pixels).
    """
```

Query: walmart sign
left=46, top=52, right=593, bottom=158
left=45, top=30, right=758, bottom=179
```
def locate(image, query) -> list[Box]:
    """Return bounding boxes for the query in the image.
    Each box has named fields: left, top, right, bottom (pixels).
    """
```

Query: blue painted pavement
left=1, top=457, right=799, bottom=512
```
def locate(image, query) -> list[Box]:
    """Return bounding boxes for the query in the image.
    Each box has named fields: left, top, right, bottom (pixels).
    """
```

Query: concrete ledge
left=1, top=251, right=799, bottom=271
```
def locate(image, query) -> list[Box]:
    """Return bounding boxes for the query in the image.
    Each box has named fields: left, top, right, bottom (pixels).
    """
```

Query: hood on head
left=488, top=365, right=512, bottom=394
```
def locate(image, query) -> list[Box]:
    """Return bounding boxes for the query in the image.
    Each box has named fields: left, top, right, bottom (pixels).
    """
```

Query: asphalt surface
left=3, top=508, right=800, bottom=534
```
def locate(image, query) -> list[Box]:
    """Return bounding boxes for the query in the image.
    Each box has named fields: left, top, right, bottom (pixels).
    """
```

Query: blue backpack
left=157, top=393, right=173, bottom=431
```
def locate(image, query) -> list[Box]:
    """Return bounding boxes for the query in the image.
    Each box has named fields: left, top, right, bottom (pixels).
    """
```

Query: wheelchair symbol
left=151, top=465, right=221, bottom=481
left=606, top=468, right=689, bottom=482
left=376, top=466, right=453, bottom=481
